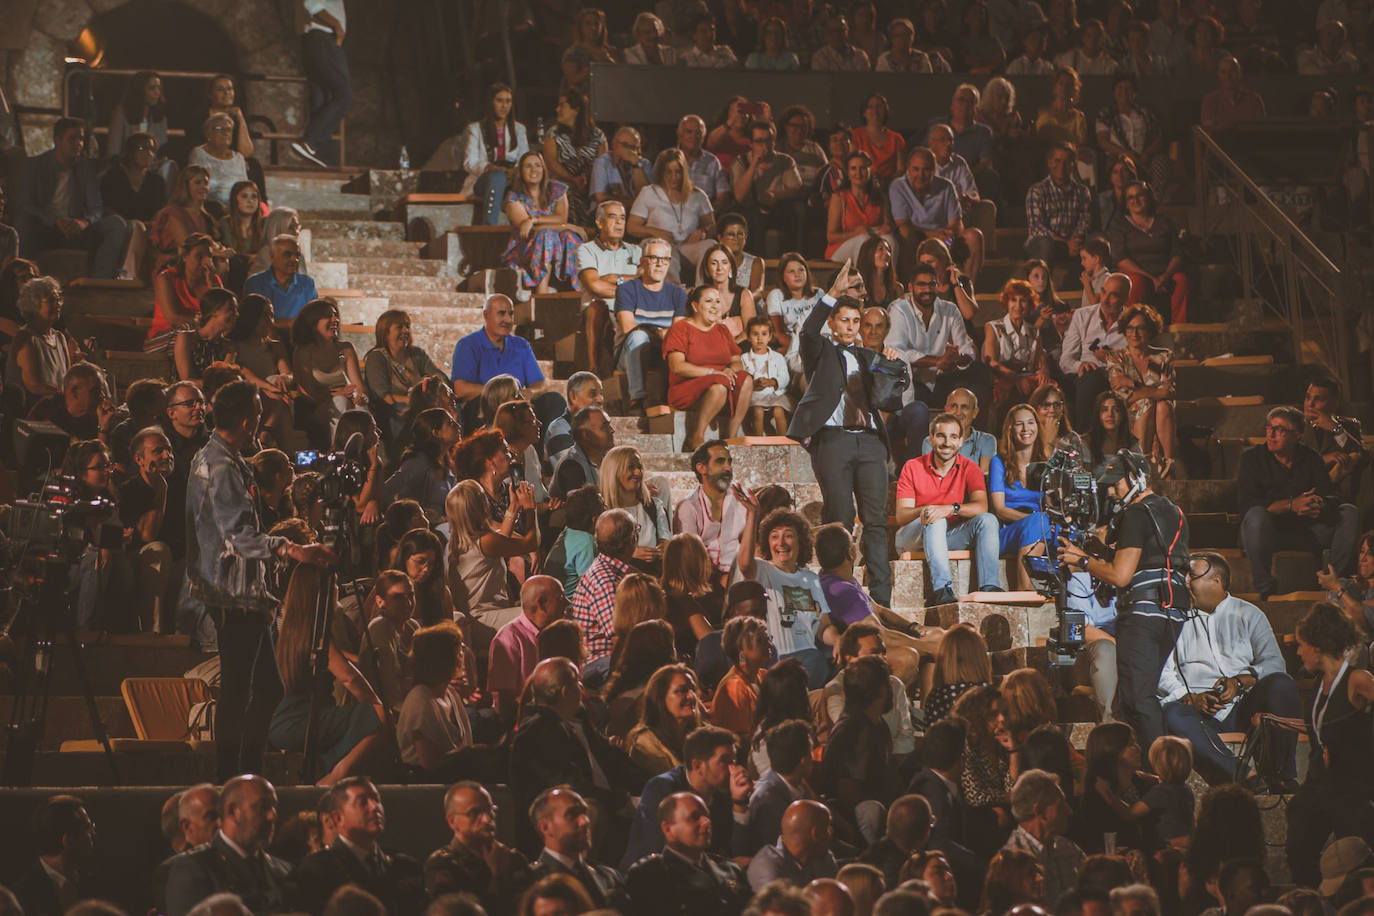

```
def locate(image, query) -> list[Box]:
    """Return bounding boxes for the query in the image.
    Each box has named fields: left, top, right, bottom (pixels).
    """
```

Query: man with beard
left=294, top=778, right=424, bottom=916
left=673, top=440, right=746, bottom=585
left=164, top=775, right=292, bottom=916
left=120, top=426, right=179, bottom=633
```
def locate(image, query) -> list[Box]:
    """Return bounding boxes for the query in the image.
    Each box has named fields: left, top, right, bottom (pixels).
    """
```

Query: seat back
left=120, top=677, right=211, bottom=740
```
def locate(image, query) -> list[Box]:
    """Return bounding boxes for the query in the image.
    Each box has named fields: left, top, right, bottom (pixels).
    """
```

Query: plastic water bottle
left=399, top=145, right=411, bottom=170
left=535, top=117, right=545, bottom=142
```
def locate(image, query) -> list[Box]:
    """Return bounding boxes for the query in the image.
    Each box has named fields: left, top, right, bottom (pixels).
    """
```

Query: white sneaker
left=291, top=141, right=327, bottom=168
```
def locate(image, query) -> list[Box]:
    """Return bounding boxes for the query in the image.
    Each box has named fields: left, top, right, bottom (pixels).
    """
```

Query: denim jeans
left=1162, top=671, right=1300, bottom=783
left=894, top=512, right=1001, bottom=592
left=301, top=30, right=353, bottom=156
left=618, top=327, right=663, bottom=401
left=473, top=168, right=509, bottom=226
left=1239, top=503, right=1360, bottom=595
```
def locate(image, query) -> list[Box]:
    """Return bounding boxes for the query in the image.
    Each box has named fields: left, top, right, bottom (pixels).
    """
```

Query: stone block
left=34, top=0, right=90, bottom=41
left=889, top=556, right=1013, bottom=611
left=919, top=600, right=1056, bottom=651
left=312, top=261, right=347, bottom=289
left=407, top=202, right=478, bottom=240
left=8, top=30, right=64, bottom=110
left=369, top=169, right=421, bottom=213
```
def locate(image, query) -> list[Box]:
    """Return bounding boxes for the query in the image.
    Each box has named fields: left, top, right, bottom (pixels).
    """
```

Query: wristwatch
left=1079, top=555, right=1090, bottom=570
left=952, top=502, right=961, bottom=516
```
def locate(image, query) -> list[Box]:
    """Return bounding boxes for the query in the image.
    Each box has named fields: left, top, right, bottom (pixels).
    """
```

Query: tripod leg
left=62, top=626, right=119, bottom=784
left=299, top=567, right=337, bottom=784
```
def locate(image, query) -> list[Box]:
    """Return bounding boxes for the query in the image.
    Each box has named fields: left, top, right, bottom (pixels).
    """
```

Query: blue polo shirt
left=889, top=174, right=961, bottom=231
left=242, top=269, right=318, bottom=320
left=450, top=328, right=544, bottom=387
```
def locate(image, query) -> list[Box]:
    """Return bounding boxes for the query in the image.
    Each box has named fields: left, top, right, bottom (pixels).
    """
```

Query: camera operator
left=1058, top=450, right=1189, bottom=750
left=185, top=380, right=335, bottom=780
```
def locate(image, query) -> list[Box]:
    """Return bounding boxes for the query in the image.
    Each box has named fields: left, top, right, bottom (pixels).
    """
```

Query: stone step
left=351, top=273, right=460, bottom=294
left=335, top=296, right=486, bottom=325
left=313, top=238, right=426, bottom=260
left=296, top=208, right=385, bottom=221
left=0, top=697, right=134, bottom=753
left=1173, top=361, right=1287, bottom=400
left=1176, top=396, right=1270, bottom=438
left=340, top=256, right=449, bottom=277
left=300, top=218, right=405, bottom=241
left=891, top=555, right=1015, bottom=610
left=268, top=186, right=371, bottom=212
left=1201, top=548, right=1321, bottom=597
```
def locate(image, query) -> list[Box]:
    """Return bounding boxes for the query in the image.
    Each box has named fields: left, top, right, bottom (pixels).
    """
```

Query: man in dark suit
left=15, top=118, right=131, bottom=278
left=164, top=775, right=293, bottom=916
left=13, top=794, right=96, bottom=916
left=293, top=778, right=424, bottom=916
left=625, top=792, right=751, bottom=916
left=786, top=263, right=898, bottom=606
left=858, top=794, right=932, bottom=889
left=509, top=658, right=641, bottom=852
left=527, top=786, right=627, bottom=911
left=907, top=717, right=983, bottom=911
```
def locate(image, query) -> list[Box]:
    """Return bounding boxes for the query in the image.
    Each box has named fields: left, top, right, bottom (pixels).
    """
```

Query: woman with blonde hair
left=606, top=572, right=669, bottom=674
left=149, top=164, right=215, bottom=270
left=445, top=478, right=538, bottom=656
left=625, top=662, right=703, bottom=776
left=627, top=146, right=715, bottom=282
left=926, top=624, right=993, bottom=720
left=270, top=564, right=386, bottom=785
left=598, top=445, right=670, bottom=565
left=660, top=532, right=721, bottom=659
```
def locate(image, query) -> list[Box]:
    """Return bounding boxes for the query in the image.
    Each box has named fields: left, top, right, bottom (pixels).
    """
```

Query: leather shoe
left=932, top=586, right=958, bottom=605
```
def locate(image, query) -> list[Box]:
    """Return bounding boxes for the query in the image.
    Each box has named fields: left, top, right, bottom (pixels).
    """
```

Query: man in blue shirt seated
left=614, top=237, right=687, bottom=412
left=243, top=234, right=317, bottom=320
left=451, top=293, right=566, bottom=442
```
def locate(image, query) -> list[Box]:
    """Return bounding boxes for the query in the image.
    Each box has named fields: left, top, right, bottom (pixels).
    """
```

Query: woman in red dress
left=663, top=285, right=755, bottom=451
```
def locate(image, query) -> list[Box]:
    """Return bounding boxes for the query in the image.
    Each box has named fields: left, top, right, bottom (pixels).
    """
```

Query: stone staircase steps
left=264, top=171, right=370, bottom=212
left=300, top=218, right=405, bottom=241
left=341, top=256, right=450, bottom=278
left=334, top=296, right=486, bottom=325
left=350, top=274, right=461, bottom=294
left=312, top=238, right=426, bottom=260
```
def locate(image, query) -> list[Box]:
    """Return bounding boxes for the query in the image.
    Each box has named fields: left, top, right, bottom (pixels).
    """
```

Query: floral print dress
left=1105, top=345, right=1174, bottom=424
left=501, top=180, right=582, bottom=291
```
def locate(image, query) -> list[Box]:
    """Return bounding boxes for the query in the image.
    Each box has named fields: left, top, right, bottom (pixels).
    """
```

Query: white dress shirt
left=1058, top=303, right=1127, bottom=375
left=885, top=297, right=976, bottom=391
left=1156, top=594, right=1287, bottom=719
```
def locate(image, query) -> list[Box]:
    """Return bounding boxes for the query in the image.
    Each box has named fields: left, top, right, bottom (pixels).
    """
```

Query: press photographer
left=185, top=380, right=335, bottom=780
left=1058, top=450, right=1190, bottom=750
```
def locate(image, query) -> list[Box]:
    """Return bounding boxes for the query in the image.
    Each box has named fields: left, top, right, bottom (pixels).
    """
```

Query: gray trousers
left=809, top=428, right=891, bottom=605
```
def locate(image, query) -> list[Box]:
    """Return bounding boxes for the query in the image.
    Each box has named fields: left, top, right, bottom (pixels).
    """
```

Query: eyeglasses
left=1266, top=425, right=1296, bottom=435
left=1124, top=323, right=1150, bottom=333
left=171, top=397, right=206, bottom=409
left=457, top=804, right=497, bottom=819
left=643, top=255, right=671, bottom=264
left=1039, top=400, right=1064, bottom=409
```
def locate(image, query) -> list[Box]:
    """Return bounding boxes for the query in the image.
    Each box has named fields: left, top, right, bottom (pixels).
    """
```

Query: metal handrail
left=1193, top=125, right=1349, bottom=390
left=61, top=66, right=347, bottom=165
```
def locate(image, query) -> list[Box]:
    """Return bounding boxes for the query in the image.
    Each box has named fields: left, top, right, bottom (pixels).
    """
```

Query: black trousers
left=1286, top=779, right=1374, bottom=888
left=1115, top=605, right=1185, bottom=753
left=1071, top=366, right=1111, bottom=435
left=213, top=607, right=285, bottom=780
left=809, top=428, right=891, bottom=605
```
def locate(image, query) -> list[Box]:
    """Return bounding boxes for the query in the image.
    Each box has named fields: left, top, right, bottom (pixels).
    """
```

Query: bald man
left=805, top=878, right=855, bottom=916
left=488, top=575, right=568, bottom=717
left=624, top=792, right=750, bottom=916
left=592, top=127, right=651, bottom=207
left=164, top=776, right=291, bottom=916
left=747, top=800, right=839, bottom=890
left=508, top=658, right=639, bottom=851
left=859, top=795, right=931, bottom=889
left=450, top=295, right=544, bottom=399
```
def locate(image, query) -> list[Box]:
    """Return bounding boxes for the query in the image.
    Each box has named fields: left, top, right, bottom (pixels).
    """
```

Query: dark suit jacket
left=785, top=295, right=887, bottom=446
left=620, top=765, right=753, bottom=871
left=19, top=150, right=104, bottom=227
left=292, top=840, right=424, bottom=916
left=906, top=767, right=985, bottom=912
left=625, top=850, right=750, bottom=916
left=12, top=860, right=72, bottom=916
left=163, top=834, right=293, bottom=916
left=529, top=849, right=626, bottom=911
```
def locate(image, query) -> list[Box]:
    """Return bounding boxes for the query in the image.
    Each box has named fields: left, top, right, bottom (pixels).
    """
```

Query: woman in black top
left=660, top=532, right=722, bottom=660
left=102, top=132, right=167, bottom=222
left=1287, top=603, right=1374, bottom=888
left=1073, top=721, right=1156, bottom=854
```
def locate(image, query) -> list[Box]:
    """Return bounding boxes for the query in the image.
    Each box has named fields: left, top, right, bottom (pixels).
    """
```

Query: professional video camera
left=294, top=445, right=368, bottom=502
left=1023, top=437, right=1114, bottom=667
left=0, top=476, right=121, bottom=576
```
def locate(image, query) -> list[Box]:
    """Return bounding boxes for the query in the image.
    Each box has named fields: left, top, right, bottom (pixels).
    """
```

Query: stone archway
left=6, top=0, right=305, bottom=155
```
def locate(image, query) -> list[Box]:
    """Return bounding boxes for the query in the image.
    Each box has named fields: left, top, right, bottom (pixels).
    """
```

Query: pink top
left=486, top=612, right=540, bottom=712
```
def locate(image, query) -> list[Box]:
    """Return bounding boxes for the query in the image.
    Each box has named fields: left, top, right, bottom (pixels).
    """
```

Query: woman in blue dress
left=989, top=403, right=1051, bottom=591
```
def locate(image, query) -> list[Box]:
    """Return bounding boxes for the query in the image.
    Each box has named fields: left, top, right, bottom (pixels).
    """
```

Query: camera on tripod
left=0, top=476, right=122, bottom=573
left=1023, top=439, right=1113, bottom=667
left=294, top=448, right=368, bottom=502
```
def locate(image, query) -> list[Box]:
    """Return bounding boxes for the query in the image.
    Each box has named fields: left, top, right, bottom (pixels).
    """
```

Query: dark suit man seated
left=527, top=786, right=627, bottom=911
left=16, top=118, right=132, bottom=279
left=906, top=717, right=984, bottom=911
left=786, top=263, right=894, bottom=606
left=293, top=778, right=424, bottom=916
left=748, top=720, right=817, bottom=848
left=164, top=775, right=293, bottom=916
left=620, top=725, right=755, bottom=870
left=424, top=781, right=533, bottom=916
left=13, top=794, right=96, bottom=916
left=858, top=794, right=933, bottom=889
left=625, top=792, right=751, bottom=916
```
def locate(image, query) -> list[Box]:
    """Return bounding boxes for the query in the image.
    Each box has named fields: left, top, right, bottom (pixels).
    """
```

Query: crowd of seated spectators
left=4, top=3, right=1374, bottom=916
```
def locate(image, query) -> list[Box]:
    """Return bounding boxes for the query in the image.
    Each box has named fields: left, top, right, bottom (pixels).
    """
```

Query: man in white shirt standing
left=1059, top=272, right=1129, bottom=432
left=1160, top=551, right=1300, bottom=791
left=292, top=0, right=352, bottom=168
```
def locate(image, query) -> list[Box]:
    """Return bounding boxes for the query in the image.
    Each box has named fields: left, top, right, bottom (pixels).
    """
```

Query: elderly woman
left=877, top=17, right=934, bottom=72
left=983, top=279, right=1049, bottom=413
left=291, top=297, right=367, bottom=444
left=826, top=151, right=897, bottom=263
left=543, top=89, right=606, bottom=227
left=149, top=166, right=216, bottom=273
left=147, top=232, right=221, bottom=354
left=1105, top=303, right=1178, bottom=478
left=172, top=288, right=238, bottom=382
left=663, top=285, right=754, bottom=450
left=190, top=112, right=251, bottom=209
left=623, top=11, right=676, bottom=65
left=600, top=444, right=672, bottom=563
left=362, top=309, right=447, bottom=441
left=445, top=478, right=538, bottom=657
left=502, top=151, right=584, bottom=296
left=627, top=147, right=715, bottom=283
left=1108, top=181, right=1189, bottom=324
left=492, top=399, right=548, bottom=506
left=852, top=92, right=906, bottom=181
left=3, top=276, right=83, bottom=401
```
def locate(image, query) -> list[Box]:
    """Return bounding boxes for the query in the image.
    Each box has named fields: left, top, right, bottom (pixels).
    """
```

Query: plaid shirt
left=570, top=554, right=632, bottom=661
left=1004, top=825, right=1085, bottom=906
left=1025, top=175, right=1092, bottom=241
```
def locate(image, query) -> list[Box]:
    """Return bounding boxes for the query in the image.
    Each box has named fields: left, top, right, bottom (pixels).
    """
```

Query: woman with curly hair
left=1104, top=303, right=1177, bottom=477
left=951, top=684, right=1015, bottom=851
left=624, top=662, right=703, bottom=776
left=983, top=279, right=1049, bottom=414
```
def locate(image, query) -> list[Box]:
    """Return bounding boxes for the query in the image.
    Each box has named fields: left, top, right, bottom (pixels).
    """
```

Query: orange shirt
left=710, top=665, right=760, bottom=739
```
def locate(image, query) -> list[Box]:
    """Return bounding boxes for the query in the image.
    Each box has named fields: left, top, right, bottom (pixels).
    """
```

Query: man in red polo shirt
left=893, top=412, right=1002, bottom=604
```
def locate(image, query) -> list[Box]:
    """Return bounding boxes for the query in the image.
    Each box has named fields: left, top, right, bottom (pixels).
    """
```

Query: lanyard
left=1312, top=658, right=1350, bottom=752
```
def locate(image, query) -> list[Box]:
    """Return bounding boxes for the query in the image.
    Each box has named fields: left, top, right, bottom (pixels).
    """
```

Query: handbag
left=869, top=352, right=912, bottom=413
